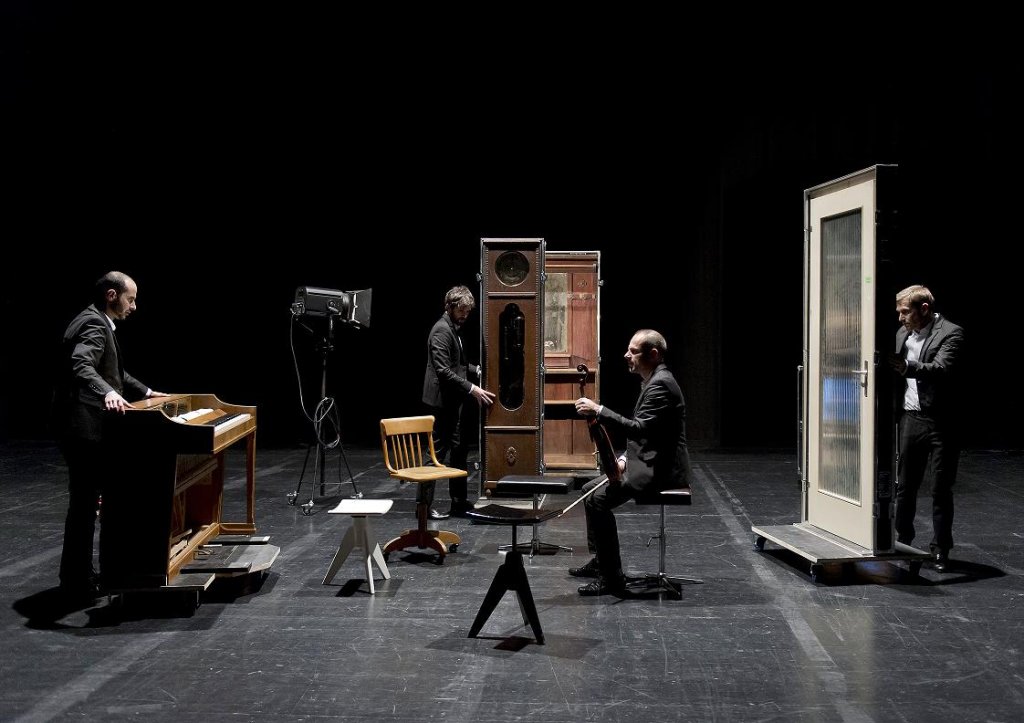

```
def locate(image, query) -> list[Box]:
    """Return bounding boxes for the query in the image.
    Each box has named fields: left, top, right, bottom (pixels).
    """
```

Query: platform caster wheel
left=909, top=560, right=923, bottom=577
left=753, top=535, right=766, bottom=551
left=287, top=492, right=298, bottom=505
left=448, top=544, right=458, bottom=553
left=301, top=501, right=314, bottom=516
left=810, top=564, right=824, bottom=583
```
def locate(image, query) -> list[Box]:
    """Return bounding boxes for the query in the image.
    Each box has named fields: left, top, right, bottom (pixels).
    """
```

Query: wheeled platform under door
left=752, top=522, right=931, bottom=582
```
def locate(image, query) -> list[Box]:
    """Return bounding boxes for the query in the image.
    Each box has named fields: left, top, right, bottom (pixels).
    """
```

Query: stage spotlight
left=291, top=287, right=372, bottom=329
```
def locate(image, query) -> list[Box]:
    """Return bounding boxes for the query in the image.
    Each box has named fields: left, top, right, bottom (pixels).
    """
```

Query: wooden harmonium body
left=102, top=393, right=278, bottom=592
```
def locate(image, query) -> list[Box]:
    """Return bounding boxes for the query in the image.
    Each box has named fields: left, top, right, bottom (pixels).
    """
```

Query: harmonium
left=101, top=393, right=279, bottom=597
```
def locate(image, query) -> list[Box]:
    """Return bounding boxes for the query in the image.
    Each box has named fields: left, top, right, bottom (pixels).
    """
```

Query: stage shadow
left=11, top=574, right=274, bottom=629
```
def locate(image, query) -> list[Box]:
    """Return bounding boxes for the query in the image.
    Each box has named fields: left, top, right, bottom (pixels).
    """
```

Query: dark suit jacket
left=598, top=363, right=691, bottom=493
left=52, top=305, right=149, bottom=442
left=894, top=313, right=965, bottom=424
left=422, top=313, right=477, bottom=408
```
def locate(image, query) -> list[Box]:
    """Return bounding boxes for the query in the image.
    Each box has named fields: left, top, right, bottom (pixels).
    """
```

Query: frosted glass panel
left=818, top=211, right=861, bottom=502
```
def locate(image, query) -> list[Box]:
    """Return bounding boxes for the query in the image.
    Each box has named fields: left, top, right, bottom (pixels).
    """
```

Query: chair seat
left=635, top=487, right=692, bottom=506
left=493, top=475, right=574, bottom=496
left=491, top=475, right=575, bottom=557
left=391, top=465, right=468, bottom=483
left=467, top=504, right=561, bottom=526
left=328, top=499, right=394, bottom=516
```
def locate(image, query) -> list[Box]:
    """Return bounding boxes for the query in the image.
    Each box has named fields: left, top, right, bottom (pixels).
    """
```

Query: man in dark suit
left=573, top=329, right=691, bottom=595
left=52, top=271, right=167, bottom=602
left=889, top=285, right=965, bottom=572
left=422, top=285, right=495, bottom=518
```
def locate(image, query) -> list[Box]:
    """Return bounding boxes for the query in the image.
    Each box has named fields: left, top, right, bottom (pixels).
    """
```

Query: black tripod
left=287, top=312, right=361, bottom=515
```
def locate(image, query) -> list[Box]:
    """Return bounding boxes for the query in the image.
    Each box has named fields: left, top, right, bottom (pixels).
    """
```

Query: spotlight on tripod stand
left=287, top=286, right=373, bottom=515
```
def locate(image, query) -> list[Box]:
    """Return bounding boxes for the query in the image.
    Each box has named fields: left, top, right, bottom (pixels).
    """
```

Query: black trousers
left=581, top=477, right=638, bottom=579
left=426, top=401, right=468, bottom=504
left=58, top=436, right=109, bottom=587
left=896, top=411, right=960, bottom=553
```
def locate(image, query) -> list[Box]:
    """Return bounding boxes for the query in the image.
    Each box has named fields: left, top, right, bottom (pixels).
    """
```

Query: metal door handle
left=851, top=361, right=868, bottom=396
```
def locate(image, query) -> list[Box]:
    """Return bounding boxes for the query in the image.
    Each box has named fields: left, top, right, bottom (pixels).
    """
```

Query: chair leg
left=358, top=517, right=390, bottom=594
left=323, top=523, right=358, bottom=585
left=468, top=548, right=544, bottom=644
left=382, top=500, right=461, bottom=559
left=632, top=505, right=702, bottom=597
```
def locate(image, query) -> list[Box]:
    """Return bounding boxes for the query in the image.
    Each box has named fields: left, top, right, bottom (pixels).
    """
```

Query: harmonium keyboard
left=101, top=393, right=278, bottom=595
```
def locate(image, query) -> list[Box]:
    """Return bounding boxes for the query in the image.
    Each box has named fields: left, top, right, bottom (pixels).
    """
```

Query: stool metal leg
left=633, top=505, right=702, bottom=598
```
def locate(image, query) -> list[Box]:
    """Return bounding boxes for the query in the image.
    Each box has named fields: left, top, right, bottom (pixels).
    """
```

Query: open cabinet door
left=542, top=251, right=601, bottom=475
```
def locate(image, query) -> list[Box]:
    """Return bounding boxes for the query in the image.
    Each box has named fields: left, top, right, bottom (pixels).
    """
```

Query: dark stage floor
left=2, top=441, right=1023, bottom=722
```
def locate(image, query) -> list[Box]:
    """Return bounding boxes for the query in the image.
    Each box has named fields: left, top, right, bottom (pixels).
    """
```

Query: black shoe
left=59, top=580, right=100, bottom=607
left=568, top=557, right=601, bottom=578
left=447, top=502, right=473, bottom=518
left=577, top=576, right=627, bottom=596
left=429, top=508, right=450, bottom=520
left=934, top=550, right=951, bottom=573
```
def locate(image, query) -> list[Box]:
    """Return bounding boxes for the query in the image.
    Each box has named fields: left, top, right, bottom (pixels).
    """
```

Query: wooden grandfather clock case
left=479, top=238, right=545, bottom=489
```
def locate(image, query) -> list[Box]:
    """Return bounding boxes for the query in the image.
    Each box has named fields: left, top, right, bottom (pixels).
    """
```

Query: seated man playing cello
left=572, top=329, right=692, bottom=596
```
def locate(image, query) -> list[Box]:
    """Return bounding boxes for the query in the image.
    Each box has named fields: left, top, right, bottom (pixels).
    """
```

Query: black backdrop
left=3, top=7, right=1020, bottom=452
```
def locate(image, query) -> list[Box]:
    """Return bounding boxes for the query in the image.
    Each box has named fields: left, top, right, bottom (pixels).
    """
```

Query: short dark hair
left=634, top=329, right=667, bottom=357
left=93, top=271, right=130, bottom=307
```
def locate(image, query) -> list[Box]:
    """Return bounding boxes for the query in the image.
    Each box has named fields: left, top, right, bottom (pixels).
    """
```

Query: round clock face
left=495, top=251, right=530, bottom=286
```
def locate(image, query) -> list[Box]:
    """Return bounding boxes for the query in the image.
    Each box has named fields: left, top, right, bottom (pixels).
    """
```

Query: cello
left=577, top=364, right=621, bottom=484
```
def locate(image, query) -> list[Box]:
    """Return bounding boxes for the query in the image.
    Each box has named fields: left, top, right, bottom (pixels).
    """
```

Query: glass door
left=806, top=175, right=880, bottom=549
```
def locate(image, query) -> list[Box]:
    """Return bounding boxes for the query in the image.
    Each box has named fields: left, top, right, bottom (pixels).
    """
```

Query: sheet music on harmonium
left=100, top=393, right=278, bottom=598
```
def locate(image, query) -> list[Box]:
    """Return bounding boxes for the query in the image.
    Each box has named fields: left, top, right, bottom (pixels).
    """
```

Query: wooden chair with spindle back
left=379, top=415, right=466, bottom=561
